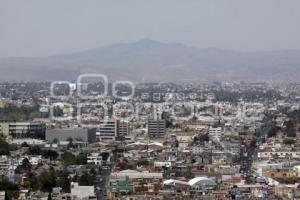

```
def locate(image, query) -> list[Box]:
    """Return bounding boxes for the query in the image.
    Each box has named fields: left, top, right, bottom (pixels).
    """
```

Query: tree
left=37, top=168, right=57, bottom=193
left=285, top=120, right=297, bottom=137
left=66, top=137, right=74, bottom=149
left=61, top=152, right=87, bottom=165
left=0, top=138, right=10, bottom=155
left=78, top=171, right=94, bottom=186
left=42, top=150, right=58, bottom=160
left=25, top=171, right=38, bottom=191
left=100, top=152, right=110, bottom=161
left=250, top=138, right=257, bottom=147
left=90, top=167, right=96, bottom=176
left=182, top=168, right=194, bottom=179
left=137, top=159, right=151, bottom=166
left=21, top=142, right=29, bottom=148
left=53, top=106, right=64, bottom=117
left=52, top=138, right=59, bottom=144
left=199, top=134, right=209, bottom=142
left=287, top=127, right=296, bottom=137
left=61, top=152, right=76, bottom=165
left=75, top=153, right=87, bottom=165
left=56, top=170, right=70, bottom=193
left=27, top=145, right=42, bottom=155
left=0, top=176, right=19, bottom=199
left=15, top=158, right=32, bottom=174
left=283, top=138, right=295, bottom=145
left=267, top=124, right=280, bottom=138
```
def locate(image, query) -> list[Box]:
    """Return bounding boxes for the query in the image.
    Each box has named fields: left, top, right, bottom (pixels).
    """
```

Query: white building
left=208, top=127, right=223, bottom=142
left=154, top=161, right=172, bottom=169
left=0, top=191, right=5, bottom=200
left=257, top=151, right=300, bottom=159
left=71, top=182, right=95, bottom=200
left=110, top=170, right=163, bottom=182
left=0, top=156, right=12, bottom=176
left=192, top=146, right=204, bottom=155
left=188, top=176, right=217, bottom=189
left=99, top=119, right=117, bottom=141
left=87, top=153, right=102, bottom=165
left=18, top=155, right=42, bottom=166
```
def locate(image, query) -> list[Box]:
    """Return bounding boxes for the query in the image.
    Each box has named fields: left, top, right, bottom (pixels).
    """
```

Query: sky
left=0, top=0, right=300, bottom=57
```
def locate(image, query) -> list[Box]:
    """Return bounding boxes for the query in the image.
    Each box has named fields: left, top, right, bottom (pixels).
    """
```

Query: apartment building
left=0, top=121, right=46, bottom=140
left=99, top=119, right=118, bottom=141
left=148, top=120, right=166, bottom=139
left=208, top=127, right=223, bottom=142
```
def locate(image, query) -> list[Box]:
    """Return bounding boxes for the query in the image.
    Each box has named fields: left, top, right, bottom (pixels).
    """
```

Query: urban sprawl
left=1, top=81, right=300, bottom=199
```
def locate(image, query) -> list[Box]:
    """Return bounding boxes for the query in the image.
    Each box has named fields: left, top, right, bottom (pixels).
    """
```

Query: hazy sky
left=0, top=0, right=300, bottom=57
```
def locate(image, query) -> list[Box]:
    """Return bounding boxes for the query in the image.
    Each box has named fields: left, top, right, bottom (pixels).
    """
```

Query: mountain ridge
left=0, top=39, right=300, bottom=82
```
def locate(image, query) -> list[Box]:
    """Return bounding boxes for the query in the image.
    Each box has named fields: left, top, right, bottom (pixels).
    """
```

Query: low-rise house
left=18, top=155, right=42, bottom=166
left=110, top=170, right=163, bottom=182
left=110, top=170, right=163, bottom=195
left=263, top=169, right=294, bottom=179
left=258, top=151, right=300, bottom=159
left=87, top=153, right=102, bottom=165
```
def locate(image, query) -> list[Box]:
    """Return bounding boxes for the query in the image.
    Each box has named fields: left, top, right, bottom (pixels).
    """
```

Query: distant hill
left=0, top=39, right=300, bottom=82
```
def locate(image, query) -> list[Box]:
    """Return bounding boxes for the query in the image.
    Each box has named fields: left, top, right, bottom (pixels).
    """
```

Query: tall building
left=0, top=119, right=13, bottom=137
left=0, top=121, right=46, bottom=140
left=46, top=128, right=96, bottom=143
left=116, top=120, right=130, bottom=141
left=99, top=119, right=118, bottom=141
left=148, top=120, right=166, bottom=139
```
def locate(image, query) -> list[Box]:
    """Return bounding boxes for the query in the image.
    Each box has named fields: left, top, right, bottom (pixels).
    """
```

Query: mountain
left=0, top=39, right=300, bottom=82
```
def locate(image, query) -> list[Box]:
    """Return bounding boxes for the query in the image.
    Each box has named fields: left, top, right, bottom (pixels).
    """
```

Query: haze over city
left=1, top=1, right=300, bottom=200
left=0, top=0, right=300, bottom=57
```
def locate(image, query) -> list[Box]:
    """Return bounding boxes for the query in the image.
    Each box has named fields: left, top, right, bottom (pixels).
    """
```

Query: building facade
left=0, top=121, right=46, bottom=140
left=99, top=119, right=118, bottom=141
left=148, top=120, right=166, bottom=139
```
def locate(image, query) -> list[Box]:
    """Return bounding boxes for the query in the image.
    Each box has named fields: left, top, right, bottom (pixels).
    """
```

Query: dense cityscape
left=1, top=1, right=300, bottom=199
left=0, top=81, right=300, bottom=199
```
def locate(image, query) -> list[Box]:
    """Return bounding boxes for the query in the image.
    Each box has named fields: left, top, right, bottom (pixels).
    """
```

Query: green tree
left=0, top=176, right=19, bottom=199
left=37, top=168, right=57, bottom=193
left=56, top=170, right=70, bottom=193
left=137, top=159, right=151, bottom=166
left=42, top=150, right=58, bottom=160
left=75, top=153, right=87, bottom=165
left=0, top=139, right=10, bottom=155
left=61, top=152, right=87, bottom=165
left=267, top=124, right=280, bottom=138
left=78, top=171, right=94, bottom=186
left=100, top=152, right=110, bottom=161
left=27, top=145, right=42, bottom=155
left=21, top=142, right=29, bottom=148
left=15, top=158, right=32, bottom=174
left=283, top=138, right=296, bottom=145
left=66, top=137, right=74, bottom=149
left=61, top=152, right=76, bottom=165
left=182, top=168, right=194, bottom=179
left=199, top=134, right=209, bottom=142
left=52, top=138, right=59, bottom=144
